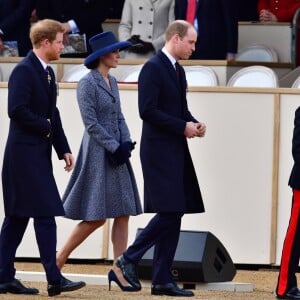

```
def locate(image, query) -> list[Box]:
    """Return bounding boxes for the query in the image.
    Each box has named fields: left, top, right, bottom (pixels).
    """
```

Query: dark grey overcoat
left=138, top=50, right=205, bottom=213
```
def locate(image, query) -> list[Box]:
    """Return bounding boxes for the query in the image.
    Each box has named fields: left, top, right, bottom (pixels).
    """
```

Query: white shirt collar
left=162, top=47, right=177, bottom=69
left=34, top=52, right=48, bottom=70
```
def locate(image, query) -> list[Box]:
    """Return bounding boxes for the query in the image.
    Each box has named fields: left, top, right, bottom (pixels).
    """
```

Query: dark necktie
left=45, top=66, right=51, bottom=85
left=175, top=62, right=180, bottom=77
left=186, top=0, right=197, bottom=24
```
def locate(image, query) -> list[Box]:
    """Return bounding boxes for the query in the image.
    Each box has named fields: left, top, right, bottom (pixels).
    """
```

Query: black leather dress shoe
left=47, top=276, right=86, bottom=297
left=151, top=282, right=194, bottom=297
left=0, top=278, right=39, bottom=294
left=277, top=287, right=300, bottom=299
left=116, top=255, right=141, bottom=290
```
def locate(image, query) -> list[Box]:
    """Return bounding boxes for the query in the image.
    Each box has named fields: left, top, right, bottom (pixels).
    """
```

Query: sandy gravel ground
left=0, top=262, right=289, bottom=299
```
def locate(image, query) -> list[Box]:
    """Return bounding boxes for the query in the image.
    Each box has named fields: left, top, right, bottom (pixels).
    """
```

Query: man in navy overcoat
left=175, top=0, right=238, bottom=60
left=116, top=20, right=206, bottom=297
left=0, top=19, right=85, bottom=296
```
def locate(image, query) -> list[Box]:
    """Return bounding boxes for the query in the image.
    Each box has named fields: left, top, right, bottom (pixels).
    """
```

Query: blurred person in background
left=0, top=0, right=35, bottom=56
left=35, top=0, right=110, bottom=57
left=118, top=0, right=175, bottom=59
left=258, top=0, right=300, bottom=66
left=175, top=0, right=238, bottom=60
left=258, top=0, right=300, bottom=22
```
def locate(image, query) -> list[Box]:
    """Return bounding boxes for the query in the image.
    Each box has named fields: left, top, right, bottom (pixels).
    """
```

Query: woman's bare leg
left=111, top=216, right=131, bottom=286
left=56, top=219, right=106, bottom=270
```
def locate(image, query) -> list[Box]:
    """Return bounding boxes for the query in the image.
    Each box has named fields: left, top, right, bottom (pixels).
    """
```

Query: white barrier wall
left=0, top=83, right=299, bottom=265
left=276, top=94, right=300, bottom=265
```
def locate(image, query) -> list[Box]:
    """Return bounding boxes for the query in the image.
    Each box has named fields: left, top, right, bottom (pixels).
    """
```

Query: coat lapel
left=157, top=51, right=182, bottom=93
left=91, top=69, right=116, bottom=99
left=27, top=51, right=56, bottom=120
left=28, top=51, right=51, bottom=95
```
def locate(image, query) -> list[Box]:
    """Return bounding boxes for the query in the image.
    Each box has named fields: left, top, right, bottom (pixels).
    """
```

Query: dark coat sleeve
left=52, top=107, right=71, bottom=159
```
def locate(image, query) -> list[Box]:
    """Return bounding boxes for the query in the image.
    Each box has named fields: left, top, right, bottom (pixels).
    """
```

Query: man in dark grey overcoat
left=117, top=20, right=206, bottom=297
left=0, top=19, right=85, bottom=296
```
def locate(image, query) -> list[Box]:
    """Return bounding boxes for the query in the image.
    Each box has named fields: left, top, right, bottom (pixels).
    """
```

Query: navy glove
left=127, top=141, right=136, bottom=151
left=107, top=141, right=136, bottom=166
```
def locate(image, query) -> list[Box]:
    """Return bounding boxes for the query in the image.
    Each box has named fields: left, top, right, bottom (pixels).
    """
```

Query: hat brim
left=84, top=41, right=132, bottom=66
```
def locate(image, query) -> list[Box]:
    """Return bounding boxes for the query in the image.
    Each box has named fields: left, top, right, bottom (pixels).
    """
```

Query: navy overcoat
left=2, top=51, right=71, bottom=217
left=175, top=0, right=238, bottom=59
left=138, top=50, right=205, bottom=214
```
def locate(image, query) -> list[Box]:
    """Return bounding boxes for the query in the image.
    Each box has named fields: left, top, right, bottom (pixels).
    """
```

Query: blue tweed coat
left=62, top=70, right=142, bottom=220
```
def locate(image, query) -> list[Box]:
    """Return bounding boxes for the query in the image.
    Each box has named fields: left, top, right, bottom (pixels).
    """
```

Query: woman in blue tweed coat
left=56, top=32, right=142, bottom=290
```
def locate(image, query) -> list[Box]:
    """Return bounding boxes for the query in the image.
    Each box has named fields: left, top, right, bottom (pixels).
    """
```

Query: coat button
left=148, top=35, right=152, bottom=39
left=149, top=22, right=153, bottom=25
left=138, top=20, right=142, bottom=24
left=150, top=8, right=153, bottom=11
left=139, top=6, right=143, bottom=10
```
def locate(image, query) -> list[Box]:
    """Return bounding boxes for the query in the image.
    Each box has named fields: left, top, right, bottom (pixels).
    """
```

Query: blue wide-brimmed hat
left=84, top=31, right=131, bottom=66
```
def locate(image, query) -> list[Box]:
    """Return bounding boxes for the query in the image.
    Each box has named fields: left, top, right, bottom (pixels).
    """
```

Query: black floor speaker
left=136, top=229, right=236, bottom=283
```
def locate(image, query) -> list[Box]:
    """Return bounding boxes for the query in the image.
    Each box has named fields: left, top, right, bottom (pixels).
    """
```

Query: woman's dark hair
left=85, top=58, right=100, bottom=70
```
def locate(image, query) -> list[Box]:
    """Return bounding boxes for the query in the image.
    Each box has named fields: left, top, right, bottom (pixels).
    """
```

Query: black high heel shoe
left=108, top=270, right=140, bottom=292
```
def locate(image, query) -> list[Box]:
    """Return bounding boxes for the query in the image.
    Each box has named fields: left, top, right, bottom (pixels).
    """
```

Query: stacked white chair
left=227, top=66, right=278, bottom=88
left=236, top=44, right=278, bottom=62
left=292, top=76, right=300, bottom=88
left=61, top=64, right=89, bottom=82
left=184, top=66, right=219, bottom=86
left=117, top=65, right=144, bottom=83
